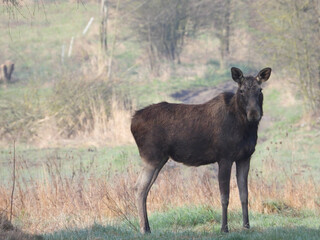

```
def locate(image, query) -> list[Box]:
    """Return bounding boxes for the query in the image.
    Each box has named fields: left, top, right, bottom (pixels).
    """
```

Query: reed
left=0, top=152, right=318, bottom=235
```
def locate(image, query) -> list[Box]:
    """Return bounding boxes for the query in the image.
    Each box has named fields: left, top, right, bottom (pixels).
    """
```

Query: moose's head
left=231, top=67, right=272, bottom=122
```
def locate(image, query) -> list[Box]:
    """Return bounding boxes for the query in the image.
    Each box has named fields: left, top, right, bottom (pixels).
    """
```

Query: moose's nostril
left=247, top=110, right=261, bottom=122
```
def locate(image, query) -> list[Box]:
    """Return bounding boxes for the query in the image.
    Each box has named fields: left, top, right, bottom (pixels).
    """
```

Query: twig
left=103, top=190, right=138, bottom=232
left=9, top=140, right=16, bottom=223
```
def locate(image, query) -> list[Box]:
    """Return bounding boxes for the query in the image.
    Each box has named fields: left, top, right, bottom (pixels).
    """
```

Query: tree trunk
left=219, top=0, right=231, bottom=71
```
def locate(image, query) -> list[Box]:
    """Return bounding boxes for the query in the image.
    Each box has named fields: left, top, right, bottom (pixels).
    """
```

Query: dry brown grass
left=0, top=153, right=319, bottom=235
left=43, top=94, right=135, bottom=148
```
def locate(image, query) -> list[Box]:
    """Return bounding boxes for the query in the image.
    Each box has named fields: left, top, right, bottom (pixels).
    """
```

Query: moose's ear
left=257, top=67, right=272, bottom=83
left=231, top=67, right=243, bottom=84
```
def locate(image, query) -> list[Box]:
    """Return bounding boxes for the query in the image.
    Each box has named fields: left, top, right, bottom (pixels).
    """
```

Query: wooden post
left=100, top=0, right=108, bottom=55
left=107, top=0, right=120, bottom=80
left=68, top=36, right=74, bottom=57
left=83, top=17, right=94, bottom=36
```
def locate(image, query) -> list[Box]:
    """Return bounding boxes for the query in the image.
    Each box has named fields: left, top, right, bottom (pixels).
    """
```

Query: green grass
left=42, top=206, right=320, bottom=240
left=0, top=3, right=99, bottom=80
left=123, top=65, right=232, bottom=107
left=44, top=226, right=320, bottom=240
left=0, top=145, right=140, bottom=182
left=248, top=86, right=320, bottom=181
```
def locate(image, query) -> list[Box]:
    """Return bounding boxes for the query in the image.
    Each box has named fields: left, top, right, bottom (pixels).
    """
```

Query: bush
left=50, top=76, right=112, bottom=138
left=0, top=75, right=135, bottom=146
left=0, top=87, right=44, bottom=143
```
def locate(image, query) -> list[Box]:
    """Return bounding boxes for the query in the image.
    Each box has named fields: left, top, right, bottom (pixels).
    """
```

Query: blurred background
left=0, top=0, right=319, bottom=239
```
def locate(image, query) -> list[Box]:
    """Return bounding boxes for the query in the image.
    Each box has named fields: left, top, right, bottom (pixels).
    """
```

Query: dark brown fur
left=131, top=67, right=272, bottom=233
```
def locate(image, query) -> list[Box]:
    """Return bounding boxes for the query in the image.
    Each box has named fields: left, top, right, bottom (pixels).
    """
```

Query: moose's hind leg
left=135, top=159, right=167, bottom=234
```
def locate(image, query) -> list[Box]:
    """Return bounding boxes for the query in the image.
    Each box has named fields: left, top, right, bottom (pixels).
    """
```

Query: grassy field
left=0, top=145, right=139, bottom=182
left=0, top=1, right=320, bottom=240
left=42, top=207, right=320, bottom=240
left=1, top=83, right=319, bottom=181
left=0, top=2, right=100, bottom=81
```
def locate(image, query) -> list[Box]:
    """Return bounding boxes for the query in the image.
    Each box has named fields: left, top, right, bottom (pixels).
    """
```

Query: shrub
left=49, top=76, right=112, bottom=138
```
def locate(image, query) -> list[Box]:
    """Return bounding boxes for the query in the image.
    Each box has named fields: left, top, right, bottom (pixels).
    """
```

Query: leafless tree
left=249, top=0, right=320, bottom=113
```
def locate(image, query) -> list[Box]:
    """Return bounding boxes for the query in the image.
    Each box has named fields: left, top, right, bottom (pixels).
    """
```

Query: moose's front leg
left=236, top=158, right=250, bottom=229
left=218, top=161, right=233, bottom=233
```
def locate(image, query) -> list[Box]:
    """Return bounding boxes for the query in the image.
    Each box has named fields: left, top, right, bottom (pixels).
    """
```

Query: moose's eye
left=239, top=89, right=244, bottom=95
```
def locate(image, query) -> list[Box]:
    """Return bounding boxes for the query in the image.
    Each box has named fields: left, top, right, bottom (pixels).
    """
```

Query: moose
left=131, top=67, right=272, bottom=233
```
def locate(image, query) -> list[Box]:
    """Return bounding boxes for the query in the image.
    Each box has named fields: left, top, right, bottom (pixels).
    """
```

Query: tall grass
left=0, top=76, right=134, bottom=147
left=0, top=150, right=319, bottom=235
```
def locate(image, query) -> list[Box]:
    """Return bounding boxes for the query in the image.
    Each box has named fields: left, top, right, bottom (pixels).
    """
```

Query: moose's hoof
left=220, top=226, right=229, bottom=233
left=140, top=227, right=151, bottom=234
left=243, top=223, right=250, bottom=229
